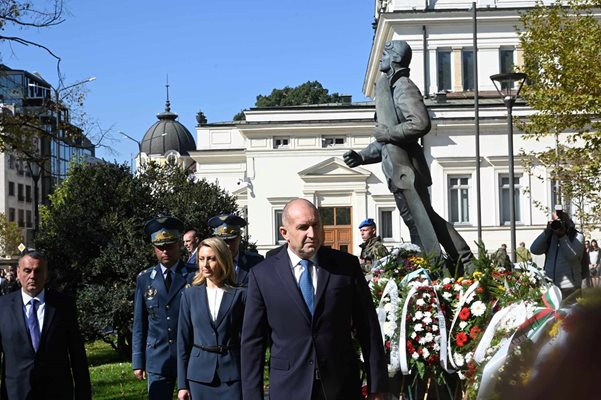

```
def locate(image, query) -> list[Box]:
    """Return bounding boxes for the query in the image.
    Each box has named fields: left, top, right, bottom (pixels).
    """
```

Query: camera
left=550, top=205, right=564, bottom=231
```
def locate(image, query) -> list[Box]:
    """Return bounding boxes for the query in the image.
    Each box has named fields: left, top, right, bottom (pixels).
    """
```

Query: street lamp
left=490, top=72, right=527, bottom=263
left=120, top=131, right=142, bottom=173
left=26, top=159, right=42, bottom=240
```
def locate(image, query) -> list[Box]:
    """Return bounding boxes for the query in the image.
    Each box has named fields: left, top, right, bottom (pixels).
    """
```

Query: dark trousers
left=147, top=372, right=176, bottom=400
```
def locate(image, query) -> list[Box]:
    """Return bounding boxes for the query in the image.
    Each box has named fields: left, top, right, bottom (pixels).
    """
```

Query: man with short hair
left=132, top=216, right=196, bottom=400
left=182, top=229, right=200, bottom=266
left=241, top=198, right=388, bottom=400
left=358, top=218, right=389, bottom=271
left=208, top=213, right=263, bottom=285
left=516, top=241, right=532, bottom=263
left=0, top=250, right=91, bottom=400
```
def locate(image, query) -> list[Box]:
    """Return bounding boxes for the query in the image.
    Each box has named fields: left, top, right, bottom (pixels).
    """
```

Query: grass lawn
left=87, top=340, right=151, bottom=400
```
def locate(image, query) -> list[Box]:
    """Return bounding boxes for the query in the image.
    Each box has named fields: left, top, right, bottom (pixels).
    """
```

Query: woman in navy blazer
left=177, top=237, right=246, bottom=400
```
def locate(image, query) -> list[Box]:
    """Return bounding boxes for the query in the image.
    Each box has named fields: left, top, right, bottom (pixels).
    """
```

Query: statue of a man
left=344, top=40, right=473, bottom=272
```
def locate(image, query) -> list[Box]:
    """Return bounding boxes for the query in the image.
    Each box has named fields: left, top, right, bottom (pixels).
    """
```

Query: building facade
left=0, top=65, right=95, bottom=248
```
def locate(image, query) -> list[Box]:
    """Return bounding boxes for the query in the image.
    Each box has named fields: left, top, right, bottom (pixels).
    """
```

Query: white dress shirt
left=287, top=248, right=318, bottom=294
left=206, top=286, right=225, bottom=321
left=21, top=288, right=46, bottom=331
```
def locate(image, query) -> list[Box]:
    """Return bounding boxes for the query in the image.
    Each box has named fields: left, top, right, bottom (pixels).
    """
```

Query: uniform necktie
left=299, top=259, right=314, bottom=315
left=28, top=298, right=40, bottom=352
left=165, top=269, right=172, bottom=291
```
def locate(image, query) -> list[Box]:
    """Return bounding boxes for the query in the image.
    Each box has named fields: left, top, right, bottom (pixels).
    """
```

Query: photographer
left=531, top=207, right=585, bottom=299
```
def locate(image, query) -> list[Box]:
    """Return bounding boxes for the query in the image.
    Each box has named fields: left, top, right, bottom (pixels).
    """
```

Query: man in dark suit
left=241, top=198, right=388, bottom=400
left=0, top=250, right=91, bottom=400
left=208, top=213, right=263, bottom=285
left=132, top=216, right=196, bottom=400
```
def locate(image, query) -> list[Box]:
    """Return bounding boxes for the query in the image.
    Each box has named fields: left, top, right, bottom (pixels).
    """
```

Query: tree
left=0, top=212, right=22, bottom=256
left=35, top=162, right=238, bottom=356
left=518, top=0, right=601, bottom=231
left=232, top=80, right=342, bottom=120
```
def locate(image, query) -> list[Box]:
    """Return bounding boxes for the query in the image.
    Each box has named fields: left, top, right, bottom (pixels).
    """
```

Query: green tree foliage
left=518, top=0, right=601, bottom=230
left=255, top=80, right=341, bottom=108
left=0, top=212, right=23, bottom=256
left=35, top=162, right=237, bottom=356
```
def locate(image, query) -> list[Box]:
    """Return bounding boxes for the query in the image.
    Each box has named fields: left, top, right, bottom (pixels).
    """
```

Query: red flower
left=362, top=385, right=368, bottom=399
left=469, top=326, right=482, bottom=340
left=459, top=307, right=471, bottom=320
left=385, top=340, right=391, bottom=350
left=443, top=284, right=452, bottom=290
left=456, top=332, right=468, bottom=347
left=476, top=287, right=484, bottom=294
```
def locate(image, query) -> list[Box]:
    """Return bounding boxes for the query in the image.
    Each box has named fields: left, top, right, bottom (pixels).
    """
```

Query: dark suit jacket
left=235, top=251, right=264, bottom=286
left=132, top=261, right=196, bottom=376
left=241, top=247, right=388, bottom=400
left=0, top=290, right=91, bottom=400
left=177, top=284, right=246, bottom=388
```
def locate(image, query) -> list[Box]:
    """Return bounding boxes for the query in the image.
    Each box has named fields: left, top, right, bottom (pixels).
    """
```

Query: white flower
left=423, top=293, right=431, bottom=300
left=442, top=292, right=452, bottom=301
left=424, top=332, right=434, bottom=343
left=423, top=311, right=432, bottom=318
left=412, top=352, right=420, bottom=360
left=383, top=321, right=397, bottom=337
left=423, top=315, right=433, bottom=325
left=433, top=342, right=440, bottom=351
left=411, top=332, right=417, bottom=339
left=414, top=311, right=424, bottom=320
left=465, top=352, right=474, bottom=363
left=470, top=300, right=486, bottom=317
left=442, top=277, right=453, bottom=285
left=422, top=348, right=430, bottom=359
left=398, top=243, right=422, bottom=253
left=432, top=324, right=439, bottom=332
left=419, top=337, right=427, bottom=345
left=416, top=298, right=426, bottom=307
left=454, top=353, right=465, bottom=367
left=459, top=321, right=468, bottom=330
left=414, top=323, right=424, bottom=332
left=454, top=284, right=463, bottom=292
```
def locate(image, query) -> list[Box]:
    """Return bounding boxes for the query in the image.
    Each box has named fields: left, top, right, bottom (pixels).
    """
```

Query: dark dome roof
left=141, top=100, right=196, bottom=155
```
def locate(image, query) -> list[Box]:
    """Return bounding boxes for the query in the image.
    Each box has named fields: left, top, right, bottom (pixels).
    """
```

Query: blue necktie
left=28, top=298, right=40, bottom=352
left=299, top=259, right=314, bottom=315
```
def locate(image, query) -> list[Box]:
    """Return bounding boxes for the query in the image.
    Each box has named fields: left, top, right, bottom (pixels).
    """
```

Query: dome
left=141, top=99, right=196, bottom=156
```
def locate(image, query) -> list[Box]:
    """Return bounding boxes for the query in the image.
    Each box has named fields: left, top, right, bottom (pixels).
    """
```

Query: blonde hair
left=192, top=237, right=236, bottom=287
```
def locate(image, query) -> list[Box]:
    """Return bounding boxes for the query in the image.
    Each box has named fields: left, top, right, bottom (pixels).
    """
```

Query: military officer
left=358, top=218, right=389, bottom=271
left=132, top=216, right=196, bottom=400
left=208, top=213, right=264, bottom=285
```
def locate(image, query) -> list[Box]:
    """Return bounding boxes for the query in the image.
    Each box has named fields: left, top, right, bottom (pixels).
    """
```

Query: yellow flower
left=497, top=285, right=506, bottom=292
left=549, top=319, right=562, bottom=338
left=473, top=271, right=483, bottom=280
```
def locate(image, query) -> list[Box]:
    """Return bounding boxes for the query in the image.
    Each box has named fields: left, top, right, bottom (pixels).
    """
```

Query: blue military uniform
left=208, top=213, right=264, bottom=286
left=132, top=216, right=196, bottom=400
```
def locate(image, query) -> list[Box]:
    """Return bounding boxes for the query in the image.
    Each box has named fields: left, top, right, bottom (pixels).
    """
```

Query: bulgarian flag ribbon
left=513, top=286, right=563, bottom=344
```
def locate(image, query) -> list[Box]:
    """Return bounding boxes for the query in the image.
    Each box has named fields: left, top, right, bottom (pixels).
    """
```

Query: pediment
left=298, top=157, right=371, bottom=183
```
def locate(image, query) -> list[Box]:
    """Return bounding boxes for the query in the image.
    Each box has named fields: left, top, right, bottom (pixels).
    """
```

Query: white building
left=188, top=0, right=578, bottom=263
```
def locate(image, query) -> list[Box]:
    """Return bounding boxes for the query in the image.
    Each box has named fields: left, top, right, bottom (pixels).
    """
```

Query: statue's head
left=380, top=40, right=412, bottom=73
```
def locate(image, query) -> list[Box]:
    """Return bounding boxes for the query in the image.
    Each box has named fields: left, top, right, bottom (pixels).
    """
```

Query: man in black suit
left=241, top=198, right=388, bottom=400
left=0, top=250, right=91, bottom=400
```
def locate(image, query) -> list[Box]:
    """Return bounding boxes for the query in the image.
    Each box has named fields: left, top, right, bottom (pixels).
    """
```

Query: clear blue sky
left=1, top=0, right=375, bottom=164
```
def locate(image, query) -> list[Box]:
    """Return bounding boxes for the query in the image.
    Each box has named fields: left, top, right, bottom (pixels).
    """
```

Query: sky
left=0, top=0, right=376, bottom=165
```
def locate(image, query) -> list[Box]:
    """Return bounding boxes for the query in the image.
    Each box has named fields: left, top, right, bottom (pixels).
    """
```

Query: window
left=18, top=209, right=24, bottom=227
left=379, top=209, right=393, bottom=239
left=500, top=175, right=521, bottom=224
left=321, top=137, right=345, bottom=148
left=26, top=210, right=32, bottom=228
left=437, top=50, right=452, bottom=92
left=16, top=160, right=24, bottom=176
left=499, top=49, right=515, bottom=89
left=462, top=49, right=474, bottom=91
left=273, top=137, right=290, bottom=149
left=8, top=181, right=14, bottom=196
left=274, top=209, right=284, bottom=244
left=449, top=177, right=470, bottom=224
left=17, top=184, right=24, bottom=201
left=7, top=154, right=15, bottom=169
left=26, top=185, right=32, bottom=203
left=8, top=208, right=15, bottom=222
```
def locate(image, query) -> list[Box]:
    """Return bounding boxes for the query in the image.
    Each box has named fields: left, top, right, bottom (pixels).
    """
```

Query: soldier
left=358, top=218, right=389, bottom=271
left=132, top=216, right=196, bottom=400
left=208, top=213, right=264, bottom=286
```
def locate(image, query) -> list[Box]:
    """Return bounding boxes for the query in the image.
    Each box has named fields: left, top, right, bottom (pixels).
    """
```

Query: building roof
left=141, top=98, right=196, bottom=156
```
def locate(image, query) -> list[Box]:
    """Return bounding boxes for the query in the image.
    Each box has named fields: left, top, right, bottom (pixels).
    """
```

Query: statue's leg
left=414, top=183, right=474, bottom=274
left=393, top=191, right=422, bottom=247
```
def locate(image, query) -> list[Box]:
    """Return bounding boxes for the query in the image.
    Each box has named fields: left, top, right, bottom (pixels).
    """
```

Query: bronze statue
left=344, top=40, right=473, bottom=272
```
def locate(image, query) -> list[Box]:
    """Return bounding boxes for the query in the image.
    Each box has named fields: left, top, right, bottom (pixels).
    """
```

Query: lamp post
left=120, top=131, right=142, bottom=173
left=490, top=72, right=527, bottom=263
left=26, top=159, right=42, bottom=240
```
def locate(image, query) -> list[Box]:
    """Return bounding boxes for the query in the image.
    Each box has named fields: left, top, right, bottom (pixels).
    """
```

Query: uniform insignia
left=150, top=269, right=157, bottom=280
left=145, top=286, right=157, bottom=300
